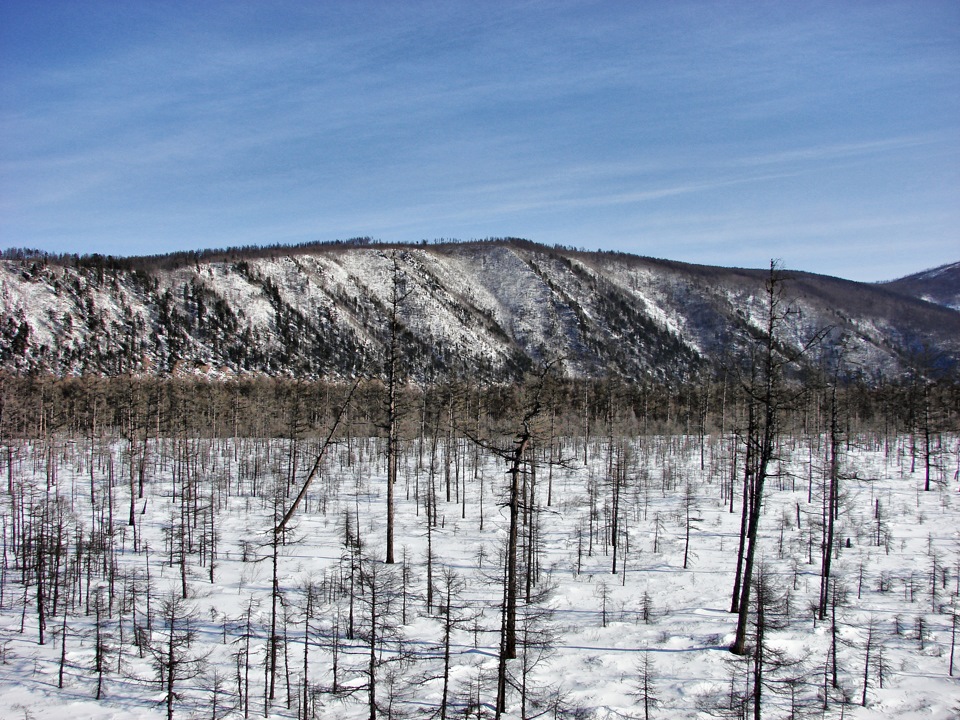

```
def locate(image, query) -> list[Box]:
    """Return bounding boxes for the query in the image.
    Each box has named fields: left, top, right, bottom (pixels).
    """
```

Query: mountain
left=2, top=239, right=958, bottom=381
left=879, top=261, right=960, bottom=312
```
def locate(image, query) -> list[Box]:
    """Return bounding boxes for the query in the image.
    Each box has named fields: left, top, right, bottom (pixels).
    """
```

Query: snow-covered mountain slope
left=880, top=260, right=960, bottom=312
left=1, top=240, right=958, bottom=380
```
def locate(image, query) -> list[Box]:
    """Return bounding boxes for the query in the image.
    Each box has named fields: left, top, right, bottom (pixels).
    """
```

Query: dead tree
left=385, top=253, right=413, bottom=564
left=435, top=566, right=480, bottom=720
left=731, top=262, right=826, bottom=656
left=275, top=377, right=362, bottom=534
left=632, top=651, right=659, bottom=720
left=333, top=556, right=410, bottom=720
left=491, top=366, right=561, bottom=717
left=149, top=591, right=207, bottom=720
left=818, top=345, right=847, bottom=620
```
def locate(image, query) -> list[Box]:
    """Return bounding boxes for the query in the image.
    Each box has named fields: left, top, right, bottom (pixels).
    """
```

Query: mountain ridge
left=879, top=260, right=960, bottom=312
left=2, top=239, right=957, bottom=381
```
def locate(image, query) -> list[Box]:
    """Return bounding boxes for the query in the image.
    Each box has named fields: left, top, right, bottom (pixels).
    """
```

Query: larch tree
left=385, top=252, right=413, bottom=564
left=731, top=261, right=826, bottom=656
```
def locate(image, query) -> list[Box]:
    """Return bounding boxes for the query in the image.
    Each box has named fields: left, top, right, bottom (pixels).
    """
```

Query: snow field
left=0, top=431, right=958, bottom=719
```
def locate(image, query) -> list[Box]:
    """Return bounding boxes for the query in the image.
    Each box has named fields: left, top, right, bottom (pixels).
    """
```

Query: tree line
left=1, top=370, right=955, bottom=446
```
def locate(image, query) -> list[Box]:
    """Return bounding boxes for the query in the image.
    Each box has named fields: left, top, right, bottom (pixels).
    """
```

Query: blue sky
left=1, top=1, right=957, bottom=281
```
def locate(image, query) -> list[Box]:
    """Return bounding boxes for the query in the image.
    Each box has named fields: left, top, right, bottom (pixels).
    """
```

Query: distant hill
left=2, top=239, right=957, bottom=381
left=880, top=261, right=960, bottom=312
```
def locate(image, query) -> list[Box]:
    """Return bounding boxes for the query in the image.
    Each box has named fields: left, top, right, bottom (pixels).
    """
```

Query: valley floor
left=1, top=432, right=958, bottom=719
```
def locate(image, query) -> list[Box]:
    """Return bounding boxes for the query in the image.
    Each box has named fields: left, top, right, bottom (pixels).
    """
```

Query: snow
left=912, top=262, right=960, bottom=282
left=3, top=246, right=957, bottom=379
left=590, top=258, right=698, bottom=350
left=200, top=262, right=276, bottom=333
left=2, top=427, right=959, bottom=719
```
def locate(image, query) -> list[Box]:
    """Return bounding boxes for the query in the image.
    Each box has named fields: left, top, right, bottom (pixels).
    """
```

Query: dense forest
left=2, top=371, right=957, bottom=445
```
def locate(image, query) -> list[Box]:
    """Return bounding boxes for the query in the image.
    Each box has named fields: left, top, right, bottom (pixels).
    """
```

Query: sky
left=1, top=1, right=958, bottom=282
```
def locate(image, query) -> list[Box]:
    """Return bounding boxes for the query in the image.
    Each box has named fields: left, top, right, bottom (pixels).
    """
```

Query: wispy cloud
left=735, top=135, right=944, bottom=168
left=1, top=1, right=957, bottom=280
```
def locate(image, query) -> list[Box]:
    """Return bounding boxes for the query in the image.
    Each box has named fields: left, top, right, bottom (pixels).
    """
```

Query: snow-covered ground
left=1, top=430, right=958, bottom=719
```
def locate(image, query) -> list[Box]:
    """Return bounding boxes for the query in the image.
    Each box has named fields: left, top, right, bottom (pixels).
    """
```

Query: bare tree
left=434, top=566, right=480, bottom=720
left=148, top=591, right=207, bottom=720
left=861, top=614, right=881, bottom=707
left=731, top=262, right=825, bottom=656
left=631, top=651, right=659, bottom=720
left=683, top=480, right=701, bottom=570
left=818, top=344, right=847, bottom=620
left=385, top=253, right=413, bottom=564
left=332, top=555, right=410, bottom=720
left=595, top=580, right=611, bottom=628
left=495, top=369, right=552, bottom=716
left=722, top=561, right=808, bottom=720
